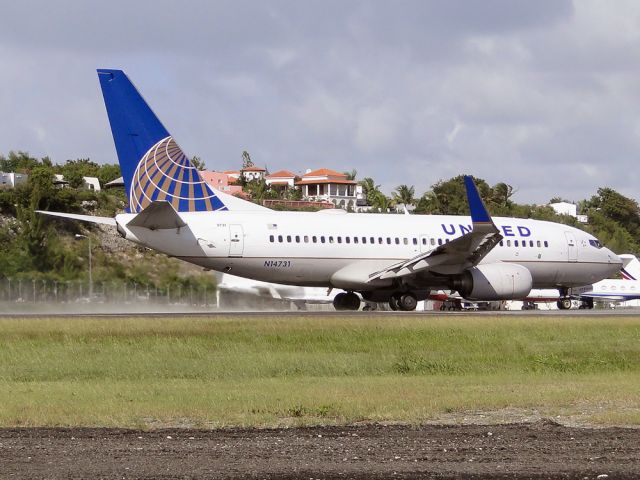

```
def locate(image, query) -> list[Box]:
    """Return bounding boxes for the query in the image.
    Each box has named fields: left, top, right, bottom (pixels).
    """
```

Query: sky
left=2, top=0, right=640, bottom=204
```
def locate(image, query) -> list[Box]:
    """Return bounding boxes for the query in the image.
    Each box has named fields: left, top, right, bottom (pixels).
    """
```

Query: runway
left=0, top=307, right=639, bottom=318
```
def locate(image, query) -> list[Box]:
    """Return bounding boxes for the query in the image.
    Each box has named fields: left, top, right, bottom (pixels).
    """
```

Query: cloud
left=2, top=0, right=640, bottom=204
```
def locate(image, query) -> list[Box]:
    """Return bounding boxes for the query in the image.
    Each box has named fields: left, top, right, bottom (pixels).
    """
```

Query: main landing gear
left=388, top=292, right=418, bottom=311
left=333, top=291, right=361, bottom=311
left=556, top=298, right=573, bottom=310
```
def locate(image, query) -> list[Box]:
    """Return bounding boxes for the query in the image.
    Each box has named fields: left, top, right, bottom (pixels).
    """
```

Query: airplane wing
left=36, top=210, right=117, bottom=226
left=367, top=176, right=502, bottom=282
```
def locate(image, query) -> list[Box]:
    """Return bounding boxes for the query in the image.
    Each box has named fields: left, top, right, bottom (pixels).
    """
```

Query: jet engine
left=451, top=263, right=532, bottom=300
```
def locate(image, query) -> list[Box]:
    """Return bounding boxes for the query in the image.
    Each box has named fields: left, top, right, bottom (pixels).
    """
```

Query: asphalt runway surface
left=1, top=422, right=638, bottom=479
left=0, top=308, right=639, bottom=318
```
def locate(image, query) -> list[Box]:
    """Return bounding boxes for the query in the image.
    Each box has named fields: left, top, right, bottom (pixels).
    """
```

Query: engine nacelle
left=451, top=263, right=533, bottom=301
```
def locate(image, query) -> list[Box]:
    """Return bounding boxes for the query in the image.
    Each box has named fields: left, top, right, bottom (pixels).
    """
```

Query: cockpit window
left=589, top=239, right=602, bottom=249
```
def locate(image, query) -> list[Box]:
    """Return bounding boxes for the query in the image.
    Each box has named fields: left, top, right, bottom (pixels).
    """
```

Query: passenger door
left=565, top=232, right=578, bottom=262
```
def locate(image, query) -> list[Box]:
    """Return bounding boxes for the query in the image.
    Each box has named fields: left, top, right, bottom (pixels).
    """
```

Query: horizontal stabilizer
left=127, top=201, right=187, bottom=230
left=36, top=210, right=117, bottom=226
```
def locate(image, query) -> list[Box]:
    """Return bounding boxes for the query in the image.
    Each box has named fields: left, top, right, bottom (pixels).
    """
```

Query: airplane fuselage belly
left=118, top=210, right=620, bottom=291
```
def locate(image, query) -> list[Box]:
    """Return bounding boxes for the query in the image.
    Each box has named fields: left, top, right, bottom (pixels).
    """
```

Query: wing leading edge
left=367, top=176, right=502, bottom=282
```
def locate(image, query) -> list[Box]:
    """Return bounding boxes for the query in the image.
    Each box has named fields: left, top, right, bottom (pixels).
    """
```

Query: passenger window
left=507, top=240, right=511, bottom=247
left=353, top=237, right=358, bottom=244
left=304, top=236, right=309, bottom=243
left=346, top=237, right=351, bottom=244
left=278, top=235, right=283, bottom=242
left=329, top=236, right=334, bottom=243
left=269, top=235, right=274, bottom=242
left=337, top=237, right=342, bottom=244
left=321, top=236, right=325, bottom=244
left=515, top=240, right=519, bottom=247
left=521, top=240, right=525, bottom=248
left=499, top=240, right=504, bottom=246
left=422, top=238, right=427, bottom=245
left=395, top=238, right=400, bottom=245
left=413, top=238, right=418, bottom=245
left=537, top=240, right=541, bottom=247
left=438, top=239, right=443, bottom=245
left=386, top=238, right=391, bottom=244
left=378, top=237, right=383, bottom=244
left=361, top=237, right=366, bottom=244
left=529, top=240, right=534, bottom=247
left=295, top=235, right=300, bottom=243
left=431, top=239, right=436, bottom=246
left=287, top=235, right=292, bottom=243
left=312, top=236, right=317, bottom=243
left=403, top=238, right=408, bottom=245
left=544, top=241, right=549, bottom=247
left=370, top=237, right=375, bottom=244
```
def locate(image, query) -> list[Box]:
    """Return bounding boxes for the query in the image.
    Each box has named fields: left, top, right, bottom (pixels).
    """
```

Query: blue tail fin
left=97, top=69, right=227, bottom=213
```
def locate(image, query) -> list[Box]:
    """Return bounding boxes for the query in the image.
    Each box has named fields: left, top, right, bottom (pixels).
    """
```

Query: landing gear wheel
left=398, top=293, right=418, bottom=311
left=389, top=295, right=399, bottom=311
left=557, top=298, right=572, bottom=310
left=580, top=298, right=594, bottom=310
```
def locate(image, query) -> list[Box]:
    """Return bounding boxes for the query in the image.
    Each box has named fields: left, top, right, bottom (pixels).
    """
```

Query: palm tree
left=358, top=177, right=381, bottom=205
left=392, top=184, right=415, bottom=207
left=343, top=169, right=357, bottom=181
left=372, top=192, right=394, bottom=213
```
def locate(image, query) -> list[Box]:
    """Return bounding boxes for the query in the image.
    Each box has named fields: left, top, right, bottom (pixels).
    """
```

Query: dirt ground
left=0, top=421, right=638, bottom=479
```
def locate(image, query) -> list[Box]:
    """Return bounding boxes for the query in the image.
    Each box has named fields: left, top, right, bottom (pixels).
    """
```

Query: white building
left=83, top=176, right=101, bottom=191
left=549, top=201, right=577, bottom=217
left=0, top=172, right=28, bottom=189
left=53, top=174, right=101, bottom=191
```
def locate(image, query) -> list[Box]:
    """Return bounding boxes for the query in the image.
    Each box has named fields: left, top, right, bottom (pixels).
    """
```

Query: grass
left=0, top=314, right=639, bottom=428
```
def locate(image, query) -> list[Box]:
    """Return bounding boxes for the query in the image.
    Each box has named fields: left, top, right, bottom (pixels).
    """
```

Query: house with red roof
left=296, top=168, right=361, bottom=209
left=241, top=165, right=266, bottom=181
left=265, top=169, right=297, bottom=189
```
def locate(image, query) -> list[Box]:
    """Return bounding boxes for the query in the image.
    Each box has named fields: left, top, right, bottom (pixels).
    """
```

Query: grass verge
left=0, top=314, right=639, bottom=428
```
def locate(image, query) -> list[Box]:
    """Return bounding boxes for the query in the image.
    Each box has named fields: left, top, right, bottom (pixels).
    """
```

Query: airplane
left=36, top=69, right=622, bottom=311
left=520, top=255, right=640, bottom=310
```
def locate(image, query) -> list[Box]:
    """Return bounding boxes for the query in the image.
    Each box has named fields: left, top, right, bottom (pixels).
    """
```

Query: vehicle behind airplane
left=37, top=69, right=622, bottom=311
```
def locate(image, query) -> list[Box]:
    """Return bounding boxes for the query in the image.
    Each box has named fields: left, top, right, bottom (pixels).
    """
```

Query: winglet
left=464, top=175, right=492, bottom=225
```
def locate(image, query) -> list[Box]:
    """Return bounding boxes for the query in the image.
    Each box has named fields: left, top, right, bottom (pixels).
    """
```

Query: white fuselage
left=116, top=209, right=620, bottom=292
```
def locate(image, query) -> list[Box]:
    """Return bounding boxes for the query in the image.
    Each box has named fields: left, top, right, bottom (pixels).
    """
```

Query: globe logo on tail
left=129, top=136, right=227, bottom=213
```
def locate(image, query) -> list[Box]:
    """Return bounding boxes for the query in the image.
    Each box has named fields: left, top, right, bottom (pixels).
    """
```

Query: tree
left=343, top=169, right=357, bottom=181
left=191, top=156, right=206, bottom=171
left=491, top=182, right=515, bottom=208
left=359, top=177, right=381, bottom=206
left=392, top=184, right=415, bottom=206
left=96, top=164, right=121, bottom=186
left=241, top=151, right=254, bottom=169
left=417, top=175, right=492, bottom=215
left=371, top=192, right=394, bottom=212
